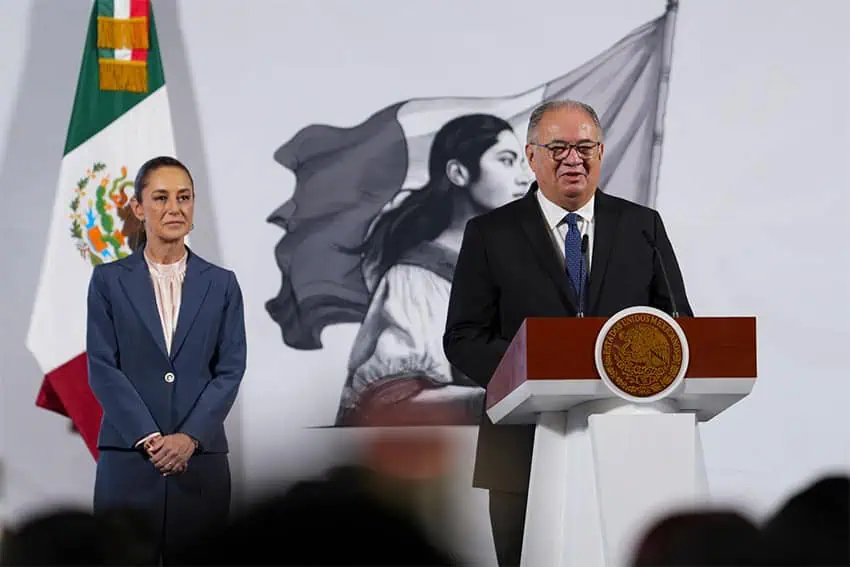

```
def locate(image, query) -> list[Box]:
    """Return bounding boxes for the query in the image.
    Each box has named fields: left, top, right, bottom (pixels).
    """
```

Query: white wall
left=0, top=0, right=97, bottom=523
left=657, top=0, right=850, bottom=510
left=2, top=0, right=849, bottom=564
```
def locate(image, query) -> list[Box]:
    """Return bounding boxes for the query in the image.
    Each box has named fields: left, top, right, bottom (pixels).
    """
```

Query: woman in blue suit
left=86, top=156, right=246, bottom=563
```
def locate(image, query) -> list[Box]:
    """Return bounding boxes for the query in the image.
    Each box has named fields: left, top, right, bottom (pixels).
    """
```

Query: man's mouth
left=560, top=171, right=585, bottom=179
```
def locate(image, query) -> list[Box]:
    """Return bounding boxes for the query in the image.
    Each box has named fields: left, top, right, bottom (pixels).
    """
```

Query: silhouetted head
left=0, top=508, right=156, bottom=565
left=632, top=509, right=760, bottom=566
left=757, top=475, right=850, bottom=566
left=182, top=466, right=457, bottom=565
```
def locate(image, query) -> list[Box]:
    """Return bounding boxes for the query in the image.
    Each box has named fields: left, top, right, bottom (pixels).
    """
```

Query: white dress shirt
left=535, top=187, right=595, bottom=270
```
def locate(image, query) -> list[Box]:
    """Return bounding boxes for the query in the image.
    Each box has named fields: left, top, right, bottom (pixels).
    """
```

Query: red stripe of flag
left=35, top=353, right=102, bottom=460
left=130, top=0, right=149, bottom=62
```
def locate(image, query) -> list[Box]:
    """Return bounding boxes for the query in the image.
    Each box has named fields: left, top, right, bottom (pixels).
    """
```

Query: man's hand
left=147, top=433, right=197, bottom=476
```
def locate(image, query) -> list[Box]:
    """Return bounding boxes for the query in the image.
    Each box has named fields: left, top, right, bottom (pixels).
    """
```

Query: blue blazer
left=86, top=248, right=246, bottom=453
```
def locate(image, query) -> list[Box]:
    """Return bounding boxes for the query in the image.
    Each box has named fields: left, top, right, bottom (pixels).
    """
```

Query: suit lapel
left=120, top=252, right=169, bottom=359
left=587, top=191, right=621, bottom=313
left=170, top=250, right=211, bottom=361
left=518, top=187, right=577, bottom=310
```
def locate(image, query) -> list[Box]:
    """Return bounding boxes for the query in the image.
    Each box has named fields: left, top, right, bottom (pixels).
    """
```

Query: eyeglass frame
left=528, top=140, right=602, bottom=161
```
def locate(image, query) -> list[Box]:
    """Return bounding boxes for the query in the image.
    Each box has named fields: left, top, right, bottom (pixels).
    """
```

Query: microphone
left=641, top=229, right=679, bottom=318
left=577, top=234, right=589, bottom=317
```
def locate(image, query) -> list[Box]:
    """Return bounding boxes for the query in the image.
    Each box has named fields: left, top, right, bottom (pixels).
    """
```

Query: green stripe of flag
left=64, top=0, right=165, bottom=155
left=96, top=0, right=114, bottom=60
left=97, top=0, right=114, bottom=19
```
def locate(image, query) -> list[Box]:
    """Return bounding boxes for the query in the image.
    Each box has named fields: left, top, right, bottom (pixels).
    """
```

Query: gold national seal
left=599, top=311, right=685, bottom=398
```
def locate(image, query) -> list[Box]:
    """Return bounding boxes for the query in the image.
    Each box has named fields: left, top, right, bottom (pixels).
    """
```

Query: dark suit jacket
left=86, top=248, right=246, bottom=552
left=87, top=248, right=246, bottom=452
left=443, top=183, right=692, bottom=493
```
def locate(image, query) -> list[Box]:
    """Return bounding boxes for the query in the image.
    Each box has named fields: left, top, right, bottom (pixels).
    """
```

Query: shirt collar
left=144, top=248, right=188, bottom=276
left=535, top=185, right=596, bottom=229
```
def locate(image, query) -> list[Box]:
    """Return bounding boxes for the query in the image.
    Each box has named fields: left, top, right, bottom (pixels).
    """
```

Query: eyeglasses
left=530, top=141, right=601, bottom=160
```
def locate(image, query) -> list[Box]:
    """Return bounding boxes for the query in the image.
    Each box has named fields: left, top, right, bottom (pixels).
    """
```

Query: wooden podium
left=486, top=311, right=757, bottom=567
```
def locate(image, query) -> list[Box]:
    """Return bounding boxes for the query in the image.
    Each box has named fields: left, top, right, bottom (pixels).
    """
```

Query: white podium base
left=521, top=399, right=709, bottom=567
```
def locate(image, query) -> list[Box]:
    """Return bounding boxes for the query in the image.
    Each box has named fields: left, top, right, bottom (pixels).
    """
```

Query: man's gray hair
left=526, top=100, right=603, bottom=143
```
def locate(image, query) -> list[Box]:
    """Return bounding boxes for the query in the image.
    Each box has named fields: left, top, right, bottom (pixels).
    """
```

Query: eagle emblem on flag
left=68, top=162, right=142, bottom=265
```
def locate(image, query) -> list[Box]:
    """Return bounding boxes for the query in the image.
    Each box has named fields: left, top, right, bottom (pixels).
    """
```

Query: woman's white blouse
left=143, top=249, right=187, bottom=354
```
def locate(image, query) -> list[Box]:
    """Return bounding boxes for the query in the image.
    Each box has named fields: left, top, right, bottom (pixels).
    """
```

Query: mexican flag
left=26, top=0, right=176, bottom=459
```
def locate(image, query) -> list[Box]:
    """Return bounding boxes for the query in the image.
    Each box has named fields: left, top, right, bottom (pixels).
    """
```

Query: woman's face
left=131, top=166, right=194, bottom=245
left=467, top=130, right=532, bottom=210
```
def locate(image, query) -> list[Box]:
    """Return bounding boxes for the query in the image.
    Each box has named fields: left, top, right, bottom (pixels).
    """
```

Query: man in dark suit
left=443, top=100, right=692, bottom=566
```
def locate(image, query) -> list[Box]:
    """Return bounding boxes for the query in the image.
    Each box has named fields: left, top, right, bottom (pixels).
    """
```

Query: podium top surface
left=487, top=316, right=757, bottom=412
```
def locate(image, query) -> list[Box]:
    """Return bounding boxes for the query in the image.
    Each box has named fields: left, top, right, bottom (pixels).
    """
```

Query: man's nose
left=563, top=148, right=584, bottom=166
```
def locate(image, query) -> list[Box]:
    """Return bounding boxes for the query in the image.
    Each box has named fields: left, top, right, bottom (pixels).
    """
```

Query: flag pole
left=647, top=0, right=679, bottom=207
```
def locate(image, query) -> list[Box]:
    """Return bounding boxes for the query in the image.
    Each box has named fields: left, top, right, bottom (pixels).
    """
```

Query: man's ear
left=445, top=159, right=470, bottom=187
left=525, top=144, right=536, bottom=165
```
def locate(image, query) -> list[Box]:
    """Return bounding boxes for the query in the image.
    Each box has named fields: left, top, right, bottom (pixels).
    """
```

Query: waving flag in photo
left=267, top=3, right=680, bottom=352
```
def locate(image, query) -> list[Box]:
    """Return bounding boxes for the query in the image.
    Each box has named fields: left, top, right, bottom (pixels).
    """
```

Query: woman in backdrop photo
left=86, top=155, right=247, bottom=564
left=335, top=113, right=531, bottom=426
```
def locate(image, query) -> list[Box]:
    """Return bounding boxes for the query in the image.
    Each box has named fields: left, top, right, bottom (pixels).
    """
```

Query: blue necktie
left=564, top=213, right=584, bottom=295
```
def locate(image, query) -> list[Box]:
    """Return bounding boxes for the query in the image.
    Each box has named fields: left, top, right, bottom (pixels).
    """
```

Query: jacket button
left=164, top=372, right=175, bottom=383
